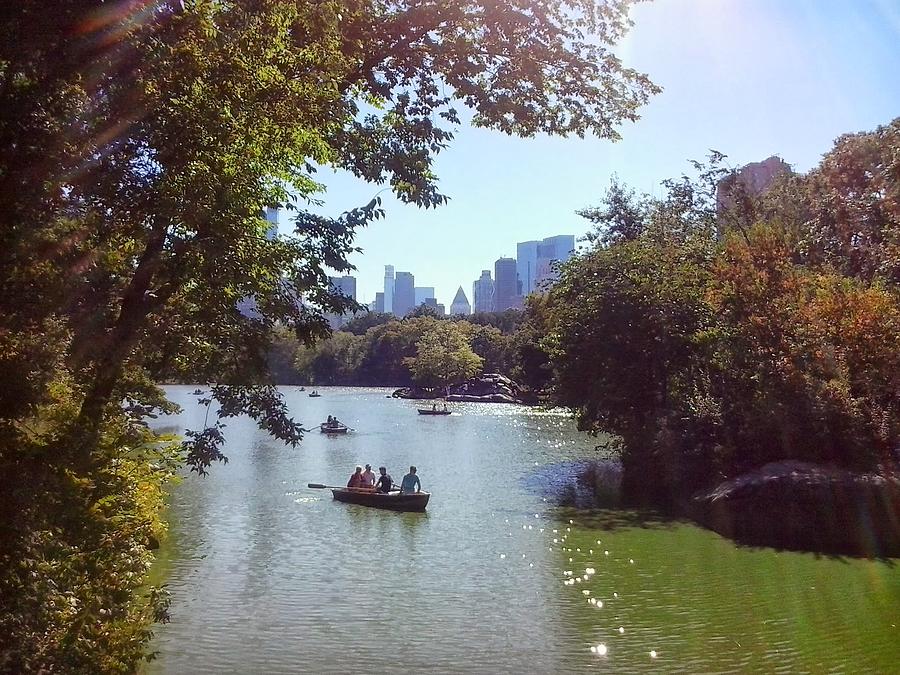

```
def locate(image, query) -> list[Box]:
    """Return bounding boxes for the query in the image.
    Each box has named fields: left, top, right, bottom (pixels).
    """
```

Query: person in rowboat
left=361, top=464, right=376, bottom=487
left=347, top=466, right=365, bottom=489
left=375, top=467, right=393, bottom=493
left=399, top=466, right=421, bottom=494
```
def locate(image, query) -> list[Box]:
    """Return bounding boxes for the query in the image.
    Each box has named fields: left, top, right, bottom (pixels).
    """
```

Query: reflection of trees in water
left=523, top=460, right=621, bottom=509
left=553, top=506, right=683, bottom=532
left=524, top=460, right=685, bottom=530
left=243, top=437, right=282, bottom=598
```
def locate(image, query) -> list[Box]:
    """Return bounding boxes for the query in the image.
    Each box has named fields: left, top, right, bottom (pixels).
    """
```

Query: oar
left=306, top=483, right=375, bottom=490
left=308, top=483, right=402, bottom=493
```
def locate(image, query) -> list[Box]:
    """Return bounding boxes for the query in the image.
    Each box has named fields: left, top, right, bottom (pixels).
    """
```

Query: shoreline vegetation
left=1, top=1, right=898, bottom=670
left=538, top=122, right=899, bottom=559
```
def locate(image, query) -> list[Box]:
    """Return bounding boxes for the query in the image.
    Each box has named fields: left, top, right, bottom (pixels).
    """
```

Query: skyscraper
left=516, top=240, right=540, bottom=296
left=450, top=287, right=471, bottom=315
left=472, top=270, right=494, bottom=313
left=393, top=271, right=415, bottom=316
left=383, top=265, right=395, bottom=314
left=373, top=292, right=384, bottom=313
left=414, top=286, right=436, bottom=306
left=494, top=257, right=519, bottom=311
left=422, top=297, right=444, bottom=316
left=716, top=156, right=792, bottom=224
left=533, top=235, right=576, bottom=292
left=326, top=275, right=357, bottom=328
left=328, top=275, right=357, bottom=301
left=263, top=206, right=278, bottom=240
left=239, top=207, right=282, bottom=319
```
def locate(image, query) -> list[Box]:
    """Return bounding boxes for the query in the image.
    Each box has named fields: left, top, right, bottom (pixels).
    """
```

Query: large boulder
left=393, top=374, right=532, bottom=403
left=448, top=373, right=526, bottom=403
left=391, top=386, right=433, bottom=399
left=692, top=461, right=900, bottom=557
left=446, top=392, right=518, bottom=404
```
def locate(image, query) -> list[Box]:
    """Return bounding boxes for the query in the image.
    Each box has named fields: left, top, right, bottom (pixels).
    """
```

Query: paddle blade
left=307, top=483, right=328, bottom=489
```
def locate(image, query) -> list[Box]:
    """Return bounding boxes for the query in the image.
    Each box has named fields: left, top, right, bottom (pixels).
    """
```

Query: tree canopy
left=1, top=2, right=657, bottom=666
left=540, top=125, right=900, bottom=506
left=405, top=321, right=484, bottom=390
left=0, top=0, right=657, bottom=468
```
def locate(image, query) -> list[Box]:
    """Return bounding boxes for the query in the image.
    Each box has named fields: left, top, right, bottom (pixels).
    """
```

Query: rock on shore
left=393, top=373, right=531, bottom=404
left=691, top=460, right=900, bottom=557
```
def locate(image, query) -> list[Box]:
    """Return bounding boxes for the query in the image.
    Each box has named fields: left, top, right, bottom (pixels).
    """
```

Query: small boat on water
left=418, top=408, right=452, bottom=415
left=331, top=488, right=430, bottom=512
left=299, top=386, right=306, bottom=391
left=320, top=422, right=348, bottom=434
left=309, top=390, right=321, bottom=397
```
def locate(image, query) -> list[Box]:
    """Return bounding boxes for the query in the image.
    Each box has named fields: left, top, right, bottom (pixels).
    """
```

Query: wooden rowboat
left=320, top=423, right=348, bottom=434
left=331, top=488, right=430, bottom=512
left=417, top=408, right=451, bottom=415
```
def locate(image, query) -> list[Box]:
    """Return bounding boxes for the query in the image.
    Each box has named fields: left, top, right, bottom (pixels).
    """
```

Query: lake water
left=148, top=386, right=899, bottom=673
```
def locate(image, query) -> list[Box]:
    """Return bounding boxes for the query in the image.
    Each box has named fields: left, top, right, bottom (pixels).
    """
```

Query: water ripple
left=149, top=386, right=900, bottom=674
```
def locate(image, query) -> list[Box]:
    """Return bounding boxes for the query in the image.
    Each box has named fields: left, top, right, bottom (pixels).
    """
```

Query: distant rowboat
left=320, top=422, right=348, bottom=434
left=418, top=408, right=451, bottom=415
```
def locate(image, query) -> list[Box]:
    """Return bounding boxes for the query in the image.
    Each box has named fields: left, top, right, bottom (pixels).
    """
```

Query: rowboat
left=320, top=422, right=348, bottom=434
left=417, top=408, right=451, bottom=415
left=309, top=391, right=321, bottom=398
left=331, top=488, right=430, bottom=512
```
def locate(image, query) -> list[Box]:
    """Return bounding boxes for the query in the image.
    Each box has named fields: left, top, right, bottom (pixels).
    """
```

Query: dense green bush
left=1, top=383, right=177, bottom=672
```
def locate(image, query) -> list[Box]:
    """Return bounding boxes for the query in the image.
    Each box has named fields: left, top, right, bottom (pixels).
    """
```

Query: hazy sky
left=281, top=0, right=900, bottom=307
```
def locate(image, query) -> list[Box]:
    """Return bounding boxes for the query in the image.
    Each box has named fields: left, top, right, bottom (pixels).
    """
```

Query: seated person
left=375, top=467, right=393, bottom=493
left=361, top=464, right=376, bottom=487
left=347, top=466, right=365, bottom=489
left=399, top=465, right=421, bottom=494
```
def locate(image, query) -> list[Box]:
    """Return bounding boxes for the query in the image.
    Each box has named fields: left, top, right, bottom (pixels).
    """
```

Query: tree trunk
left=73, top=224, right=170, bottom=460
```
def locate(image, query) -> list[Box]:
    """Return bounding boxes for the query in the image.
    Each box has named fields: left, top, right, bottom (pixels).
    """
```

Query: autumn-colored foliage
left=544, top=123, right=900, bottom=506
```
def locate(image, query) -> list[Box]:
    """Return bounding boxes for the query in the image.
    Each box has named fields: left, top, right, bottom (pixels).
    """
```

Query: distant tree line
left=269, top=308, right=550, bottom=393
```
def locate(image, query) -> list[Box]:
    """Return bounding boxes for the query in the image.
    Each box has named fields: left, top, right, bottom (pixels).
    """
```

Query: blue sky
left=283, top=0, right=900, bottom=308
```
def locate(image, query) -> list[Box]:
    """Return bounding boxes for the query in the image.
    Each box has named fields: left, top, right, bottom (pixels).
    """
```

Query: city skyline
left=353, top=229, right=574, bottom=314
left=270, top=0, right=900, bottom=306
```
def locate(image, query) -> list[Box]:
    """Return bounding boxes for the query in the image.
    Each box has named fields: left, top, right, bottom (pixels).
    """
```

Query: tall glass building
left=517, top=235, right=575, bottom=295
left=393, top=271, right=415, bottom=317
left=493, top=257, right=518, bottom=311
left=383, top=265, right=395, bottom=314
left=472, top=270, right=494, bottom=313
